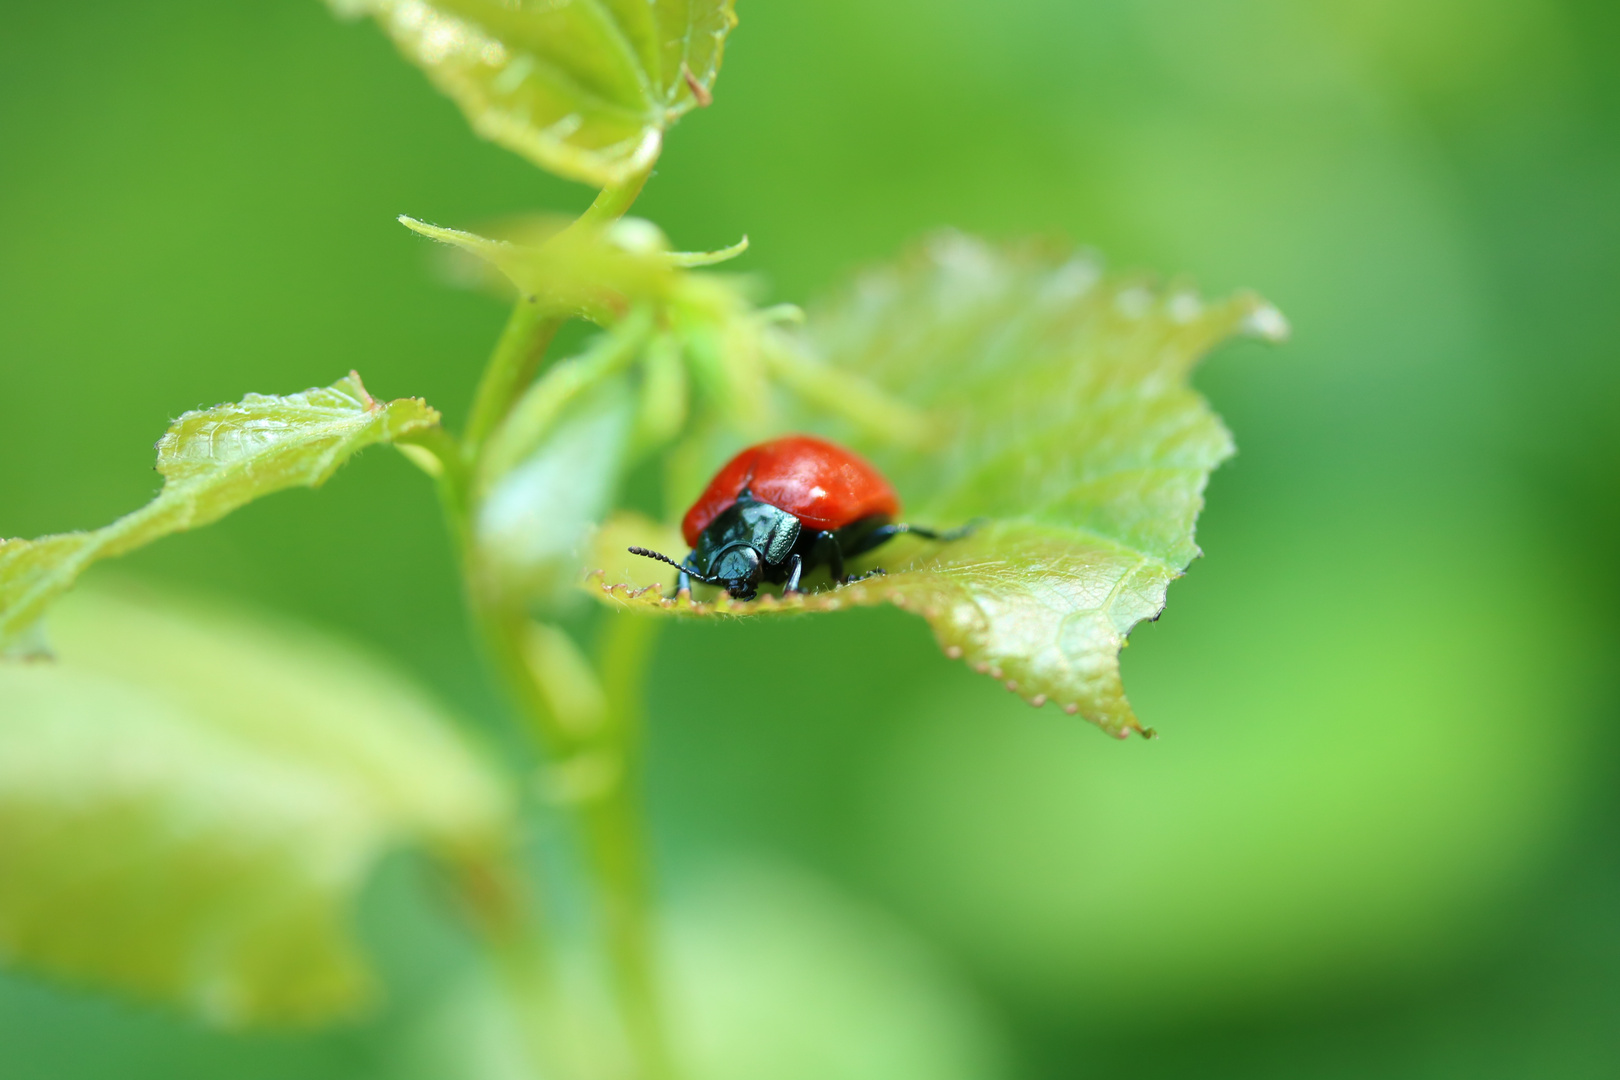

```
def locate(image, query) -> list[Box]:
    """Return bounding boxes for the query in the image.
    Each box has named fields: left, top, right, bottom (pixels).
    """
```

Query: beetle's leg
left=823, top=532, right=885, bottom=587
left=805, top=530, right=846, bottom=584
left=842, top=519, right=980, bottom=559
left=782, top=554, right=805, bottom=594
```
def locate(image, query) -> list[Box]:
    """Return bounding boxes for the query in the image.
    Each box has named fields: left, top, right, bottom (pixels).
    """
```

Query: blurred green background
left=2, top=0, right=1618, bottom=1077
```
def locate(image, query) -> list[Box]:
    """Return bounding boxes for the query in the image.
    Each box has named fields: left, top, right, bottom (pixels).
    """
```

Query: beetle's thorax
left=689, top=492, right=801, bottom=597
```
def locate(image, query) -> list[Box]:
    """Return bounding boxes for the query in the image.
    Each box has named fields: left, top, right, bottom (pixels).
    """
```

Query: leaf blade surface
left=589, top=235, right=1286, bottom=736
left=331, top=0, right=738, bottom=186
left=0, top=373, right=439, bottom=653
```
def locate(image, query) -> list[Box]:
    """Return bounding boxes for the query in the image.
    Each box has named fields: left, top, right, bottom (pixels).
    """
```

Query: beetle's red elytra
left=680, top=435, right=900, bottom=545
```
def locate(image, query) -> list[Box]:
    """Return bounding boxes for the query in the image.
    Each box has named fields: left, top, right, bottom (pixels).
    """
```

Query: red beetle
left=630, top=435, right=972, bottom=600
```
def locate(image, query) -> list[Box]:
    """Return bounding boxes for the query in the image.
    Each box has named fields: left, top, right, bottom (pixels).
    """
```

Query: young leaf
left=477, top=377, right=637, bottom=605
left=401, top=214, right=925, bottom=448
left=0, top=374, right=439, bottom=653
left=331, top=0, right=738, bottom=187
left=400, top=215, right=679, bottom=320
left=587, top=234, right=1287, bottom=738
left=0, top=585, right=513, bottom=1025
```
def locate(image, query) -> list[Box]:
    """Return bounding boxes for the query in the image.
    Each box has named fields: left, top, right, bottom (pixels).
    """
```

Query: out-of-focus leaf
left=587, top=234, right=1286, bottom=737
left=477, top=309, right=654, bottom=487
left=0, top=584, right=513, bottom=1025
left=330, top=0, right=738, bottom=187
left=402, top=861, right=1009, bottom=1080
left=0, top=374, right=440, bottom=653
left=477, top=378, right=636, bottom=605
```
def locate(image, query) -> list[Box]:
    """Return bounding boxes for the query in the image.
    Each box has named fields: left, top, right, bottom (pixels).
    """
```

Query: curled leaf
left=0, top=374, right=440, bottom=652
left=400, top=215, right=678, bottom=319
left=586, top=235, right=1287, bottom=738
left=332, top=0, right=738, bottom=187
left=668, top=235, right=750, bottom=268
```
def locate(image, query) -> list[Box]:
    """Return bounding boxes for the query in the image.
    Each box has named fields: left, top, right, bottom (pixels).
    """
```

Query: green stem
left=455, top=853, right=583, bottom=1080
left=571, top=168, right=654, bottom=232
left=475, top=599, right=570, bottom=753
left=461, top=165, right=654, bottom=462
left=463, top=302, right=563, bottom=463
left=414, top=448, right=574, bottom=1080
left=398, top=425, right=471, bottom=535
left=583, top=615, right=671, bottom=1080
left=437, top=163, right=670, bottom=1080
left=473, top=603, right=677, bottom=1079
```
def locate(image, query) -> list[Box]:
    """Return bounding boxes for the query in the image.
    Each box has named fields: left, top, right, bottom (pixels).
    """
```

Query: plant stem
left=583, top=614, right=671, bottom=1080
left=571, top=168, right=654, bottom=233
left=463, top=302, right=563, bottom=463
left=455, top=852, right=583, bottom=1080
left=470, top=602, right=677, bottom=1079
left=461, top=165, right=654, bottom=463
left=418, top=471, right=576, bottom=1080
left=437, top=162, right=673, bottom=1080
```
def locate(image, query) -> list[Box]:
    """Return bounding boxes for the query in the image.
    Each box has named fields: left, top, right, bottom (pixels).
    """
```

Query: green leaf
left=476, top=308, right=654, bottom=487
left=0, top=584, right=513, bottom=1025
left=406, top=861, right=1009, bottom=1080
left=400, top=214, right=928, bottom=450
left=0, top=373, right=440, bottom=653
left=586, top=234, right=1287, bottom=738
left=331, top=0, right=739, bottom=187
left=400, top=215, right=680, bottom=320
left=477, top=376, right=637, bottom=605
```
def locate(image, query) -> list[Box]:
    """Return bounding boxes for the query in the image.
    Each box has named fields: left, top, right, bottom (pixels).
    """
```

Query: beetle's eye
left=712, top=546, right=762, bottom=595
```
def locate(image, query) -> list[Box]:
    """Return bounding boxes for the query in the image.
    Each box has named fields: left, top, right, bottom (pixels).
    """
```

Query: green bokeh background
left=3, top=0, right=1617, bottom=1077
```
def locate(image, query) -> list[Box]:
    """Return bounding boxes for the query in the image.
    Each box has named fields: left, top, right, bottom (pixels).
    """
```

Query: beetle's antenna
left=628, top=546, right=718, bottom=584
left=627, top=546, right=682, bottom=569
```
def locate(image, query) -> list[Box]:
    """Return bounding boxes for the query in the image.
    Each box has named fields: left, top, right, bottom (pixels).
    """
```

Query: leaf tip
left=668, top=234, right=749, bottom=268
left=346, top=370, right=377, bottom=409
left=681, top=63, right=714, bottom=108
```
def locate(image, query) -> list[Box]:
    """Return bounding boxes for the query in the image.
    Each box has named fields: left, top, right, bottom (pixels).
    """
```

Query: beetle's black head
left=630, top=494, right=800, bottom=601
left=626, top=542, right=764, bottom=600
left=706, top=543, right=764, bottom=599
